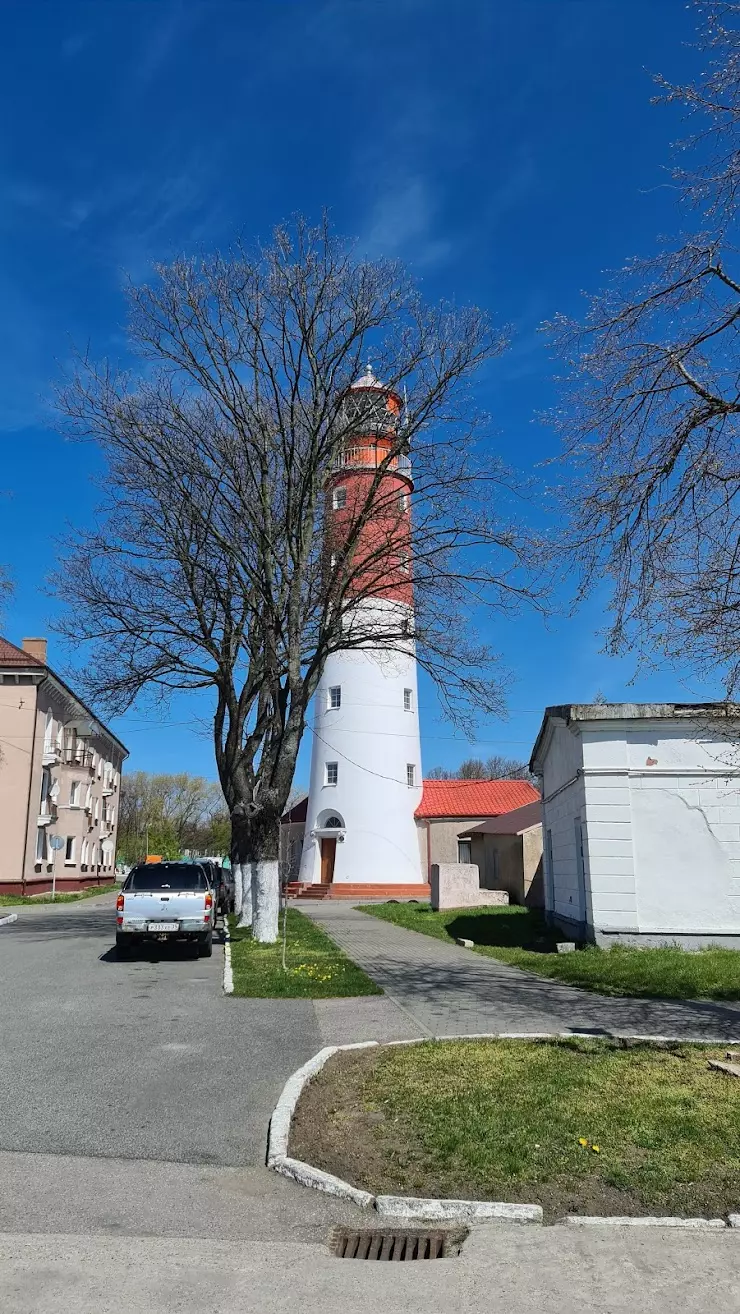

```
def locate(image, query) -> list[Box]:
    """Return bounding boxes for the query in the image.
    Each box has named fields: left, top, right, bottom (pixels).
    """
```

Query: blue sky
left=0, top=0, right=712, bottom=787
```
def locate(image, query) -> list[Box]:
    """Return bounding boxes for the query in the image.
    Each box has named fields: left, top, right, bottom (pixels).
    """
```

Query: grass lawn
left=359, top=902, right=740, bottom=1000
left=290, top=1037, right=740, bottom=1219
left=0, top=884, right=119, bottom=907
left=228, top=908, right=382, bottom=998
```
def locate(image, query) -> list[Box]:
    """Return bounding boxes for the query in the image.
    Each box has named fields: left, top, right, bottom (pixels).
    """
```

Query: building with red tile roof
left=414, top=778, right=539, bottom=820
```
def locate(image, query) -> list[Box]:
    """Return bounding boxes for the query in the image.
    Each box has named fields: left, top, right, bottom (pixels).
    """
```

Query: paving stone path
left=301, top=902, right=740, bottom=1041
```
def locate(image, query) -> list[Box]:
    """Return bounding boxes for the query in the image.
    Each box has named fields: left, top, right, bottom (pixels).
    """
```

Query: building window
left=325, top=815, right=342, bottom=828
left=325, top=761, right=338, bottom=786
left=400, top=552, right=410, bottom=573
left=458, top=839, right=472, bottom=864
left=332, top=486, right=347, bottom=510
left=398, top=491, right=409, bottom=512
left=406, top=763, right=416, bottom=787
left=80, top=839, right=88, bottom=868
left=403, top=688, right=413, bottom=711
left=94, top=798, right=100, bottom=824
left=328, top=686, right=341, bottom=710
left=70, top=781, right=80, bottom=806
left=35, top=827, right=47, bottom=862
left=39, top=767, right=51, bottom=815
left=64, top=836, right=75, bottom=864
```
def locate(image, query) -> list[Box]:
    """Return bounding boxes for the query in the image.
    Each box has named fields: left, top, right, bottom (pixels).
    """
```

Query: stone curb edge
left=567, top=1216, right=729, bottom=1229
left=222, top=919, right=234, bottom=995
left=266, top=1032, right=740, bottom=1227
left=0, top=913, right=18, bottom=927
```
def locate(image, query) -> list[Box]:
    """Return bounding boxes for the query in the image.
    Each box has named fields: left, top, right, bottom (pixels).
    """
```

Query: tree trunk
left=251, top=859, right=280, bottom=943
left=231, top=806, right=281, bottom=943
left=237, top=864, right=253, bottom=928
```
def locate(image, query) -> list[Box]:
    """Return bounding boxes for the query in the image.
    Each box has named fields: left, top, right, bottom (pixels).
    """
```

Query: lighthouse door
left=320, top=837, right=336, bottom=884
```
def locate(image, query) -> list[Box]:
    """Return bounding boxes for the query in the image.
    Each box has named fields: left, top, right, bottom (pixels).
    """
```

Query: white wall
left=540, top=722, right=587, bottom=928
left=298, top=600, right=424, bottom=885
left=541, top=716, right=740, bottom=939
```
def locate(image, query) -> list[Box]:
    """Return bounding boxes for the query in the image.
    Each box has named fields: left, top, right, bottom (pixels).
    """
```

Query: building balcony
left=331, top=450, right=412, bottom=477
left=37, top=806, right=57, bottom=826
left=42, top=743, right=60, bottom=766
left=61, top=748, right=95, bottom=768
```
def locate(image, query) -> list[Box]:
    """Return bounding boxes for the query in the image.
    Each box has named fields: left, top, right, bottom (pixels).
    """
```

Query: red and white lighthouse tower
left=298, top=365, right=425, bottom=893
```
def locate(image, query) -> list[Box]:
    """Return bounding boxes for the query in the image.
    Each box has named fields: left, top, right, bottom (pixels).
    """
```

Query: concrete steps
left=288, top=882, right=431, bottom=902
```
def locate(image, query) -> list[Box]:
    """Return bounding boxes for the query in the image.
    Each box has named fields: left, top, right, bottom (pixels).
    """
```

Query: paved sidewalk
left=301, top=903, right=740, bottom=1040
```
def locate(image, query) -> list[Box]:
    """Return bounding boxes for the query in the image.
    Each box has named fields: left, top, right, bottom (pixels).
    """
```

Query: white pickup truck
left=116, top=862, right=215, bottom=957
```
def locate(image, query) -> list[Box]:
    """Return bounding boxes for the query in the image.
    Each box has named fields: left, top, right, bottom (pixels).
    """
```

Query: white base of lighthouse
left=298, top=604, right=424, bottom=889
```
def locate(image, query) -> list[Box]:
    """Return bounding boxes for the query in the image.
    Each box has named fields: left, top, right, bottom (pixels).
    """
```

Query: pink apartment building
left=0, top=636, right=128, bottom=895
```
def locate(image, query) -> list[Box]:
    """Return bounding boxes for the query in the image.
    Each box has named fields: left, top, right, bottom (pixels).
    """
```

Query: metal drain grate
left=329, top=1226, right=467, bottom=1261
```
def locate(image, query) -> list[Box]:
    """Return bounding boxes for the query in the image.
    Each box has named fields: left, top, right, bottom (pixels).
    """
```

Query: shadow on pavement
left=99, top=929, right=225, bottom=966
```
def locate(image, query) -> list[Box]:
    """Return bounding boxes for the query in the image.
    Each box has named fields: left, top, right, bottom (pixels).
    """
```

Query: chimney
left=22, top=637, right=47, bottom=664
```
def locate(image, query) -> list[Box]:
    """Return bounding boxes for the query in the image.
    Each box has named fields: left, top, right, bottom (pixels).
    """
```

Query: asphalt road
left=2, top=895, right=739, bottom=1313
left=0, top=894, right=320, bottom=1166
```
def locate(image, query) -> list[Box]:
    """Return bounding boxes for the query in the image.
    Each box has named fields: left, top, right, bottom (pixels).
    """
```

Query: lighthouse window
left=398, top=491, right=409, bottom=512
left=400, top=552, right=410, bottom=573
left=328, top=686, right=342, bottom=710
left=406, top=764, right=416, bottom=787
left=403, top=688, right=413, bottom=711
left=325, top=761, right=339, bottom=786
left=332, top=486, right=347, bottom=510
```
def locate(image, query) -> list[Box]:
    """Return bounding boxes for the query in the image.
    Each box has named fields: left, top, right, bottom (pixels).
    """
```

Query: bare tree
left=427, top=754, right=536, bottom=782
left=54, top=218, right=543, bottom=941
left=548, top=3, right=740, bottom=692
left=117, top=771, right=224, bottom=863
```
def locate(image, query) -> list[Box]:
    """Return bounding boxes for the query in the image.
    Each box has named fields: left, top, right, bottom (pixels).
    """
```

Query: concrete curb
left=266, top=1036, right=544, bottom=1221
left=0, top=913, right=18, bottom=927
left=567, top=1215, right=728, bottom=1229
left=375, top=1196, right=542, bottom=1223
left=222, top=920, right=234, bottom=995
left=266, top=1033, right=740, bottom=1227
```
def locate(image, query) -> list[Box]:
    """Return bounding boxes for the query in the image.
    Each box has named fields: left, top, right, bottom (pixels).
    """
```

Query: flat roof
left=530, top=701, right=740, bottom=774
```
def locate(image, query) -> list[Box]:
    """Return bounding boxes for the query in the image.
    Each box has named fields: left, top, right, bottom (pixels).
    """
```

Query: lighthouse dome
left=350, top=363, right=383, bottom=390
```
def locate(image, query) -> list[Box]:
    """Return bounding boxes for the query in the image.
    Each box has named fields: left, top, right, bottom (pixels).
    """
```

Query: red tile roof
left=0, top=636, right=45, bottom=668
left=415, top=778, right=540, bottom=820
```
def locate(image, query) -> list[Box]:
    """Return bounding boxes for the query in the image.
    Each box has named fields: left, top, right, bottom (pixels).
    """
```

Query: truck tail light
left=116, top=893, right=124, bottom=912
left=204, top=892, right=213, bottom=910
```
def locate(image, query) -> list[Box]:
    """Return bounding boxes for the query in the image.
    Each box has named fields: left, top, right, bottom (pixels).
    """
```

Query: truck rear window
left=125, top=865, right=209, bottom=891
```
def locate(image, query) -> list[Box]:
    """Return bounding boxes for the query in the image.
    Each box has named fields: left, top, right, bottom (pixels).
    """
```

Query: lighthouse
left=297, top=366, right=425, bottom=893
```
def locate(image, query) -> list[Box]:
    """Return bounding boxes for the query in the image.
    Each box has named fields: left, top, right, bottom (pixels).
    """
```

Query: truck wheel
left=197, top=932, right=213, bottom=958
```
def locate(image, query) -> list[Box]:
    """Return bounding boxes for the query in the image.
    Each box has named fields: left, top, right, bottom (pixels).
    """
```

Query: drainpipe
left=424, top=818, right=432, bottom=886
left=20, top=676, right=43, bottom=896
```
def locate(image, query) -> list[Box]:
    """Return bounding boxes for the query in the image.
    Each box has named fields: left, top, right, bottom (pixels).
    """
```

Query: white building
left=530, top=702, right=740, bottom=947
left=297, top=367, right=425, bottom=895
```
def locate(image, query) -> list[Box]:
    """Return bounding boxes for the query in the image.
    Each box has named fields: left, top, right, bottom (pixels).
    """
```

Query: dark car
left=199, top=859, right=234, bottom=915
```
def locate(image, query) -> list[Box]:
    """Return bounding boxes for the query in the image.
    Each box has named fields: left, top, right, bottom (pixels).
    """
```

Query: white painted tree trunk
left=251, top=859, right=280, bottom=943
left=233, top=861, right=243, bottom=918
left=237, top=864, right=253, bottom=928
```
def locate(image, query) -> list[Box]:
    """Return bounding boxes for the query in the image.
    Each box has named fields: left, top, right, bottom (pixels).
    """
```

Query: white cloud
left=364, top=175, right=450, bottom=267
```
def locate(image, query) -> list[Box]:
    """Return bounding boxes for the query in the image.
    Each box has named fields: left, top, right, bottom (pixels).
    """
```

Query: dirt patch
left=288, top=1041, right=740, bottom=1222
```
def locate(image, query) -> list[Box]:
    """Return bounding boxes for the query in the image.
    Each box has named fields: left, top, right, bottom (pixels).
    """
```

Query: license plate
left=147, top=921, right=179, bottom=933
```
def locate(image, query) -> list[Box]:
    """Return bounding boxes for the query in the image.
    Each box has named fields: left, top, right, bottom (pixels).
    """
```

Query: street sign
left=49, top=836, right=65, bottom=850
